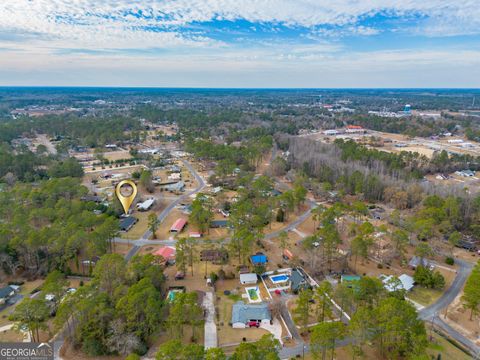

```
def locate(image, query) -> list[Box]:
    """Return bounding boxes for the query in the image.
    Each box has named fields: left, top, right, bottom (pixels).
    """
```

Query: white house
left=240, top=273, right=258, bottom=285
left=137, top=198, right=155, bottom=211
left=323, top=129, right=339, bottom=136
left=380, top=274, right=415, bottom=292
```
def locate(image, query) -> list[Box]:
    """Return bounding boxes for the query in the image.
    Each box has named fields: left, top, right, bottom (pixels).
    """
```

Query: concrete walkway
left=202, top=292, right=217, bottom=349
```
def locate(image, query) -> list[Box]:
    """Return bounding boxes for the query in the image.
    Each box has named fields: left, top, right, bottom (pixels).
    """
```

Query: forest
left=0, top=178, right=118, bottom=277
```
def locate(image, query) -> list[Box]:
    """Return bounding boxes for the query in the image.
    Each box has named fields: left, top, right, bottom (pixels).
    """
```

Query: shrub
left=445, top=257, right=454, bottom=265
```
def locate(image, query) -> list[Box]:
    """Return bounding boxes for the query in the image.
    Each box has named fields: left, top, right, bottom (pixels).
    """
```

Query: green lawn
left=407, top=286, right=443, bottom=306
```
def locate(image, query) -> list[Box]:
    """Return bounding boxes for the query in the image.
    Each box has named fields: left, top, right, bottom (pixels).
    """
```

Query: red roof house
left=153, top=246, right=176, bottom=263
left=170, top=218, right=187, bottom=233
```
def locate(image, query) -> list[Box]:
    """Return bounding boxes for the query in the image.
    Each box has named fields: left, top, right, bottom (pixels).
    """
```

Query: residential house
left=119, top=216, right=138, bottom=232
left=408, top=256, right=434, bottom=270
left=380, top=274, right=415, bottom=292
left=137, top=198, right=155, bottom=211
left=210, top=220, right=229, bottom=228
left=153, top=246, right=176, bottom=265
left=200, top=249, right=228, bottom=264
left=170, top=218, right=187, bottom=233
left=231, top=301, right=271, bottom=328
left=0, top=285, right=15, bottom=305
left=164, top=181, right=185, bottom=193
left=290, top=268, right=310, bottom=294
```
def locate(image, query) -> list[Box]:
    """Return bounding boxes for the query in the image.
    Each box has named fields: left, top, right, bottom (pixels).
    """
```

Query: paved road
left=122, top=159, right=206, bottom=261
left=111, top=150, right=477, bottom=358
left=53, top=159, right=206, bottom=358
left=278, top=257, right=478, bottom=359
left=418, top=258, right=479, bottom=355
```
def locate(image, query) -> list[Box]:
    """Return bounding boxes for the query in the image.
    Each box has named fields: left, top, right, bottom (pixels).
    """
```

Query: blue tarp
left=250, top=254, right=267, bottom=264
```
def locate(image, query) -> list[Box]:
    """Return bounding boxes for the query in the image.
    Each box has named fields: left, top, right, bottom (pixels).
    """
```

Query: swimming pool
left=269, top=274, right=289, bottom=284
left=167, top=289, right=184, bottom=302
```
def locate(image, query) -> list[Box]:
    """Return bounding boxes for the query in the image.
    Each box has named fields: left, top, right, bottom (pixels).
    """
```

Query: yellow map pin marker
left=115, top=180, right=138, bottom=214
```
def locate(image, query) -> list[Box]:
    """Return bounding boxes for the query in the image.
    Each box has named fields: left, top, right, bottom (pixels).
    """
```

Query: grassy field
left=300, top=330, right=472, bottom=360
left=407, top=286, right=443, bottom=306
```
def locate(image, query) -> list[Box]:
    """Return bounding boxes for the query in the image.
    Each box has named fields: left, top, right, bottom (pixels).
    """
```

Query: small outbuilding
left=239, top=273, right=258, bottom=285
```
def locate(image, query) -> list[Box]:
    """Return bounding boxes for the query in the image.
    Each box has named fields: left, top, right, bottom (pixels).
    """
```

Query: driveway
left=203, top=292, right=217, bottom=349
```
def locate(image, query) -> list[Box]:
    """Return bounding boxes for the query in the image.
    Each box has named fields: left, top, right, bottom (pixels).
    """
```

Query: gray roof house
left=119, top=216, right=138, bottom=232
left=290, top=268, right=310, bottom=293
left=0, top=286, right=15, bottom=304
left=164, top=181, right=185, bottom=193
left=231, top=301, right=271, bottom=329
left=408, top=256, right=434, bottom=270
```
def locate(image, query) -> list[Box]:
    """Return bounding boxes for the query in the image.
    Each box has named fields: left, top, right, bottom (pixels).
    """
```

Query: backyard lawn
left=407, top=287, right=443, bottom=306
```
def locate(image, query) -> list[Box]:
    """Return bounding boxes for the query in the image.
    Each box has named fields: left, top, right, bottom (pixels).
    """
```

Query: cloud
left=0, top=1, right=479, bottom=86
left=1, top=0, right=480, bottom=54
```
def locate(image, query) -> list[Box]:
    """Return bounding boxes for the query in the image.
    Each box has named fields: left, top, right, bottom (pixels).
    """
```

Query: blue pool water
left=270, top=275, right=289, bottom=283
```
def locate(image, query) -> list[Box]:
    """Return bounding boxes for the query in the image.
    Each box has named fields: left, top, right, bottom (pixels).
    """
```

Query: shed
left=231, top=301, right=271, bottom=328
left=250, top=253, right=268, bottom=266
left=240, top=273, right=258, bottom=285
left=170, top=218, right=187, bottom=233
left=119, top=216, right=138, bottom=231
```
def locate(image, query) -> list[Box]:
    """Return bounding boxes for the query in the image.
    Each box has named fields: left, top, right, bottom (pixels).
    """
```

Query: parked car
left=457, top=240, right=478, bottom=252
left=175, top=271, right=185, bottom=280
left=247, top=321, right=260, bottom=328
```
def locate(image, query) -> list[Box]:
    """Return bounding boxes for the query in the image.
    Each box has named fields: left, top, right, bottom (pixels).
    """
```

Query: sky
left=0, top=1, right=480, bottom=88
